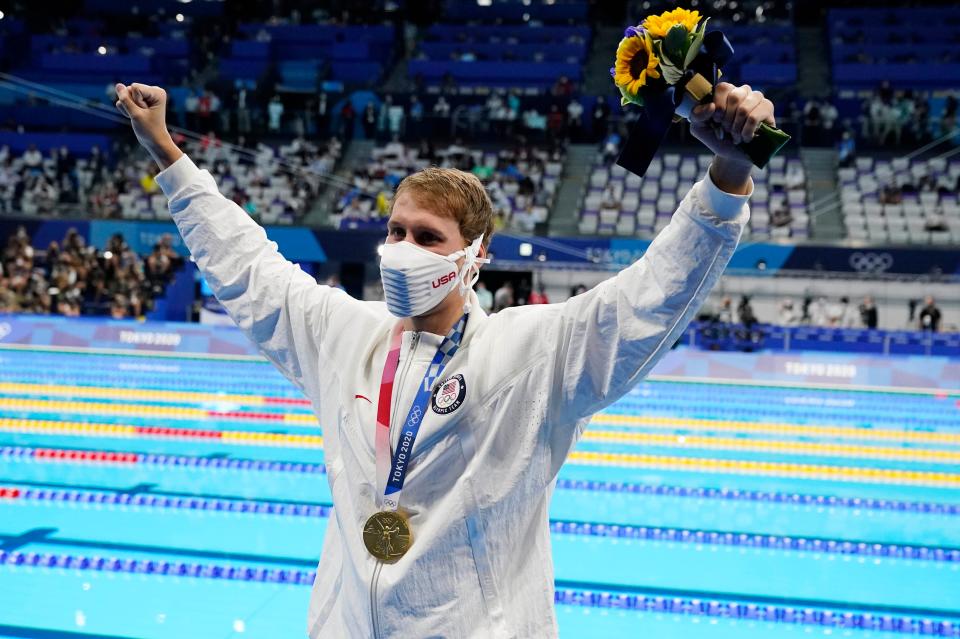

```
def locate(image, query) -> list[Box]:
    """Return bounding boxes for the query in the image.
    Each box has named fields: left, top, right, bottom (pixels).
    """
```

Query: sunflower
left=612, top=30, right=661, bottom=98
left=642, top=8, right=702, bottom=39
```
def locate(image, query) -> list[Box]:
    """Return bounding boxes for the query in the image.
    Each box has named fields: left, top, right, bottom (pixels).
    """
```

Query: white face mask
left=379, top=235, right=490, bottom=318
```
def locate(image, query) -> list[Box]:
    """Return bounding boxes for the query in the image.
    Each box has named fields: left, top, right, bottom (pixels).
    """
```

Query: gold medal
left=363, top=511, right=412, bottom=562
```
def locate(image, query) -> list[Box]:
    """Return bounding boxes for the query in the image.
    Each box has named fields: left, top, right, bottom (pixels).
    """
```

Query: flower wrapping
left=611, top=8, right=790, bottom=175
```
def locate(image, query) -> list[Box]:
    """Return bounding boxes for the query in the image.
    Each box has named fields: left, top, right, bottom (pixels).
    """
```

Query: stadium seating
left=839, top=156, right=960, bottom=244
left=829, top=7, right=960, bottom=89
left=579, top=153, right=807, bottom=239
left=334, top=142, right=562, bottom=233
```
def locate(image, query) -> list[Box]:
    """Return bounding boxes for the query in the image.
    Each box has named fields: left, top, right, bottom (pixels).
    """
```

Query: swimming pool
left=0, top=343, right=957, bottom=638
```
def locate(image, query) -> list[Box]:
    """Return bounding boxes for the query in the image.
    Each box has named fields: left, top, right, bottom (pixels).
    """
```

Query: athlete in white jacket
left=116, top=81, right=773, bottom=638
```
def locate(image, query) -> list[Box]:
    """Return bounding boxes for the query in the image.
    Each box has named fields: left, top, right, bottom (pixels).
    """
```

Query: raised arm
left=532, top=84, right=772, bottom=431
left=115, top=83, right=370, bottom=392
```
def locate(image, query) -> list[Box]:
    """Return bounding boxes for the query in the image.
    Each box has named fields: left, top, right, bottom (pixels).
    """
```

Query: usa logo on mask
left=431, top=374, right=466, bottom=415
left=432, top=271, right=457, bottom=289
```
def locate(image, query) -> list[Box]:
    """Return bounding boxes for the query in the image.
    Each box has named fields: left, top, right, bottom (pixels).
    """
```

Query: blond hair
left=391, top=167, right=495, bottom=249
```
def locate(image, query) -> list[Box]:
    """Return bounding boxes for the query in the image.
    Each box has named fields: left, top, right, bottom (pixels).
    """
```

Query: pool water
left=0, top=346, right=957, bottom=638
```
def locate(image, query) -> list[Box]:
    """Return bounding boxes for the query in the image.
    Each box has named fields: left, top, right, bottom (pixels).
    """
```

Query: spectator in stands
left=409, top=96, right=424, bottom=140
left=317, top=93, right=330, bottom=138
left=337, top=101, right=354, bottom=141
left=475, top=280, right=493, bottom=314
left=601, top=129, right=621, bottom=165
left=567, top=98, right=584, bottom=143
left=859, top=296, right=878, bottom=329
left=268, top=95, right=284, bottom=132
left=433, top=95, right=451, bottom=119
left=837, top=296, right=859, bottom=328
left=551, top=75, right=574, bottom=98
left=778, top=298, right=800, bottom=326
left=738, top=295, right=757, bottom=328
left=591, top=96, right=610, bottom=141
left=362, top=102, right=377, bottom=139
left=837, top=130, right=856, bottom=168
left=493, top=280, right=514, bottom=312
left=387, top=100, right=406, bottom=141
left=21, top=144, right=44, bottom=177
left=235, top=82, right=252, bottom=135
left=528, top=283, right=549, bottom=305
left=809, top=296, right=830, bottom=326
left=717, top=296, right=734, bottom=324
left=803, top=99, right=825, bottom=146
left=918, top=296, right=942, bottom=332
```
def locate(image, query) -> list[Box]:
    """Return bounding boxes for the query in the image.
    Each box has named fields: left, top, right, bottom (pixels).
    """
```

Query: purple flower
left=624, top=26, right=644, bottom=39
left=609, top=66, right=616, bottom=77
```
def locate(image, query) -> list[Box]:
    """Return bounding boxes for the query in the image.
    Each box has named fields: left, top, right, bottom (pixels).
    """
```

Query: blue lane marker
left=0, top=549, right=956, bottom=636
left=7, top=486, right=959, bottom=564
left=553, top=587, right=960, bottom=635
left=554, top=478, right=960, bottom=515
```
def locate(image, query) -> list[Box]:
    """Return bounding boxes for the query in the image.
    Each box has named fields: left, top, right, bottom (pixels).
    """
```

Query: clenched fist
left=689, top=82, right=776, bottom=195
left=114, top=82, right=183, bottom=170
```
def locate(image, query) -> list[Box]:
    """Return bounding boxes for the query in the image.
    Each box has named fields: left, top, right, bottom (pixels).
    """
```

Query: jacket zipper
left=370, top=330, right=420, bottom=639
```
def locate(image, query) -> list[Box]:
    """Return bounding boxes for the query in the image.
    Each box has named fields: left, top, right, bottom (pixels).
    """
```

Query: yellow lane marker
left=581, top=431, right=960, bottom=464
left=591, top=414, right=960, bottom=445
left=568, top=451, right=960, bottom=487
left=0, top=382, right=267, bottom=406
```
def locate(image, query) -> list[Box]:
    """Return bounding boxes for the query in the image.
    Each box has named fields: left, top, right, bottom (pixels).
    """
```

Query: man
left=918, top=295, right=942, bottom=332
left=859, top=295, right=878, bottom=329
left=115, top=79, right=772, bottom=638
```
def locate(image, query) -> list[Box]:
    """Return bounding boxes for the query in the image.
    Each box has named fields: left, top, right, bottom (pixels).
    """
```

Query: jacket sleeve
left=538, top=168, right=750, bottom=429
left=155, top=154, right=366, bottom=393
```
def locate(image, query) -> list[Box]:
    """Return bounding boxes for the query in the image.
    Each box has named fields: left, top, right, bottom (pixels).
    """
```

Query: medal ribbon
left=375, top=314, right=467, bottom=511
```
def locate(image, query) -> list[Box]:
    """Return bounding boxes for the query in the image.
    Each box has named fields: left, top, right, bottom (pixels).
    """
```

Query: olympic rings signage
left=848, top=252, right=894, bottom=274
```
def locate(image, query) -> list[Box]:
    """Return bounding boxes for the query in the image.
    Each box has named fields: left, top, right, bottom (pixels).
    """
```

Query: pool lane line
left=5, top=476, right=958, bottom=517
left=0, top=381, right=311, bottom=407
left=0, top=446, right=324, bottom=473
left=591, top=414, right=960, bottom=445
left=553, top=581, right=960, bottom=629
left=3, top=486, right=958, bottom=565
left=5, top=442, right=960, bottom=487
left=0, top=530, right=316, bottom=568
left=0, top=398, right=317, bottom=425
left=9, top=417, right=960, bottom=465
left=0, top=549, right=956, bottom=635
left=0, top=418, right=323, bottom=448
left=579, top=431, right=960, bottom=465
left=646, top=373, right=960, bottom=399
left=0, top=343, right=267, bottom=363
left=568, top=451, right=960, bottom=487
left=0, top=623, right=141, bottom=639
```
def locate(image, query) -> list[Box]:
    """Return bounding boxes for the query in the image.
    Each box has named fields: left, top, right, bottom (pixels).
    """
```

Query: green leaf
left=618, top=84, right=644, bottom=107
left=684, top=23, right=707, bottom=68
left=663, top=24, right=690, bottom=66
left=659, top=57, right=684, bottom=85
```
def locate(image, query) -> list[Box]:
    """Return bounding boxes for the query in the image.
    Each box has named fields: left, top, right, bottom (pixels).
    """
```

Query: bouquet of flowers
left=611, top=8, right=790, bottom=175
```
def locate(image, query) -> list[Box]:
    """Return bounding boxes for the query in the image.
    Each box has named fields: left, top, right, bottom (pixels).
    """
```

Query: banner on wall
left=2, top=217, right=958, bottom=277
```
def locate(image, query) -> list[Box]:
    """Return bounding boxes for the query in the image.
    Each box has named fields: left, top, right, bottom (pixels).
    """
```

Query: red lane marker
left=264, top=397, right=311, bottom=406
left=0, top=487, right=22, bottom=499
left=207, top=410, right=284, bottom=421
left=34, top=448, right=139, bottom=464
left=135, top=426, right=222, bottom=439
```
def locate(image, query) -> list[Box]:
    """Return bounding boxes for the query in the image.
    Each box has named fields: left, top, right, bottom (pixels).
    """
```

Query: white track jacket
left=156, top=155, right=750, bottom=638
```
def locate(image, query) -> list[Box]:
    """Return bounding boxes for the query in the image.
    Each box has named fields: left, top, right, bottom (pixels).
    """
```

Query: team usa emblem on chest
left=431, top=374, right=466, bottom=415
